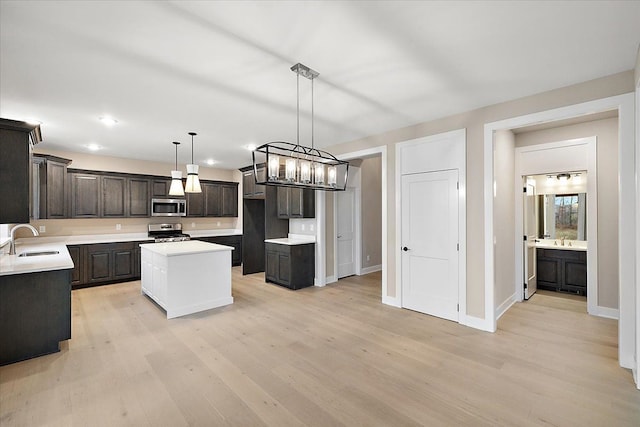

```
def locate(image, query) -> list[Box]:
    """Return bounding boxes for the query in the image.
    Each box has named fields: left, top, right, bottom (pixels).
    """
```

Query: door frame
left=514, top=137, right=598, bottom=312
left=396, top=129, right=467, bottom=323
left=483, top=92, right=635, bottom=372
left=334, top=180, right=362, bottom=280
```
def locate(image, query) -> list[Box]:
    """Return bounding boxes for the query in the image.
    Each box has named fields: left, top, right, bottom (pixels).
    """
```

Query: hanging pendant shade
left=168, top=141, right=185, bottom=196
left=185, top=132, right=202, bottom=193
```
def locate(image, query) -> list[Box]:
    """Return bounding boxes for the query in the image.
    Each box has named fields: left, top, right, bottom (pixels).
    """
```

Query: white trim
left=591, top=306, right=620, bottom=320
left=460, top=315, right=493, bottom=332
left=496, top=293, right=517, bottom=320
left=382, top=295, right=401, bottom=307
left=484, top=92, right=636, bottom=372
left=333, top=183, right=361, bottom=281
left=396, top=129, right=467, bottom=325
left=360, top=264, right=382, bottom=275
left=513, top=137, right=598, bottom=316
left=325, top=275, right=337, bottom=285
left=635, top=74, right=640, bottom=389
left=314, top=191, right=326, bottom=287
left=333, top=146, right=388, bottom=303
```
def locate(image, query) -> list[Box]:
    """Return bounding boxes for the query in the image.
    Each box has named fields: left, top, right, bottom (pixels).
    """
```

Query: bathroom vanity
left=536, top=246, right=587, bottom=295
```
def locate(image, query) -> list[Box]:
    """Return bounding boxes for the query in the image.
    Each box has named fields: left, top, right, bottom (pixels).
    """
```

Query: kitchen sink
left=18, top=250, right=60, bottom=257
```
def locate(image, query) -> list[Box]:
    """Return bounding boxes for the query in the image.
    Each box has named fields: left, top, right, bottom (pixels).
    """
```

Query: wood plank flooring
left=1, top=269, right=638, bottom=426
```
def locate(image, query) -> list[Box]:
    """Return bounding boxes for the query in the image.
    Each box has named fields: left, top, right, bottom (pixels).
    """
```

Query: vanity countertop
left=533, top=239, right=587, bottom=252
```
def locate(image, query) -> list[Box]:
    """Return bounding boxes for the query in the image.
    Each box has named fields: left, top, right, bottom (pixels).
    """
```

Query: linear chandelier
left=252, top=63, right=349, bottom=191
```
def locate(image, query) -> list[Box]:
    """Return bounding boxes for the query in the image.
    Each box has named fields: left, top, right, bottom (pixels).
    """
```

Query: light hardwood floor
left=1, top=269, right=638, bottom=426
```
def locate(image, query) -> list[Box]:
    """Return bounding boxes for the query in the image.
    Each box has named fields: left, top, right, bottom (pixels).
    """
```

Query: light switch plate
left=39, top=225, right=46, bottom=233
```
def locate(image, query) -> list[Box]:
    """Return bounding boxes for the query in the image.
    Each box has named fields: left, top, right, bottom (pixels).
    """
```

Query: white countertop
left=14, top=229, right=242, bottom=246
left=264, top=235, right=316, bottom=246
left=0, top=242, right=74, bottom=276
left=533, top=239, right=587, bottom=252
left=140, top=240, right=234, bottom=256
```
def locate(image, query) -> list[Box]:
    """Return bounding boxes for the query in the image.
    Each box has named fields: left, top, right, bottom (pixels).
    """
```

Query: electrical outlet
left=301, top=224, right=306, bottom=231
left=116, top=224, right=121, bottom=230
left=310, top=224, right=314, bottom=231
left=39, top=225, right=46, bottom=233
left=191, top=222, right=196, bottom=228
left=367, top=255, right=370, bottom=261
left=217, top=221, right=221, bottom=227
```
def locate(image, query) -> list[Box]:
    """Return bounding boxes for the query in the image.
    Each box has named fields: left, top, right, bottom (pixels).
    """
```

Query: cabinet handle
left=337, top=235, right=342, bottom=238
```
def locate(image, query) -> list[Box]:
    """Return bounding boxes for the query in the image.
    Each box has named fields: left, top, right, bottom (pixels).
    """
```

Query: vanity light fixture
left=168, top=141, right=185, bottom=196
left=556, top=173, right=571, bottom=182
left=184, top=132, right=202, bottom=193
left=252, top=63, right=349, bottom=191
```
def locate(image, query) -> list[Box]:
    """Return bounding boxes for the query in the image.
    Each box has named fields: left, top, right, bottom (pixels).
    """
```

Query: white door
left=524, top=179, right=537, bottom=299
left=337, top=188, right=356, bottom=278
left=401, top=169, right=458, bottom=321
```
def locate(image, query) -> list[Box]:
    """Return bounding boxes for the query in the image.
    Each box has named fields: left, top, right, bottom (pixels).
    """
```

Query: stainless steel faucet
left=9, top=224, right=39, bottom=255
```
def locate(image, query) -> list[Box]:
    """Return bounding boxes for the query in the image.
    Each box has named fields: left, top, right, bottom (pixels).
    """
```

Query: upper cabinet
left=241, top=166, right=265, bottom=199
left=186, top=182, right=238, bottom=217
left=101, top=176, right=127, bottom=217
left=70, top=173, right=101, bottom=218
left=0, top=118, right=42, bottom=224
left=152, top=179, right=170, bottom=197
left=277, top=187, right=315, bottom=218
left=128, top=178, right=150, bottom=217
left=32, top=154, right=72, bottom=219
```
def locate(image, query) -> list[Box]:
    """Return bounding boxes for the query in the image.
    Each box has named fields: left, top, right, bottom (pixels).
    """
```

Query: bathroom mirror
left=537, top=193, right=586, bottom=241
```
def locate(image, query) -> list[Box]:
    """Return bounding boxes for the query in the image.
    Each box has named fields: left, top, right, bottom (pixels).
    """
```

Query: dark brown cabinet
left=32, top=154, right=71, bottom=219
left=536, top=248, right=587, bottom=295
left=82, top=241, right=145, bottom=286
left=265, top=242, right=314, bottom=290
left=242, top=167, right=265, bottom=199
left=152, top=179, right=170, bottom=197
left=67, top=245, right=83, bottom=287
left=128, top=178, right=150, bottom=217
left=277, top=187, right=315, bottom=218
left=70, top=173, right=101, bottom=218
left=101, top=176, right=127, bottom=217
left=197, top=235, right=242, bottom=266
left=0, top=118, right=41, bottom=224
left=187, top=182, right=238, bottom=217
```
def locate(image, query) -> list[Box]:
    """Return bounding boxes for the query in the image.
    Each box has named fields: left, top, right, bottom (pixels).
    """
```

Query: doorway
left=336, top=188, right=357, bottom=279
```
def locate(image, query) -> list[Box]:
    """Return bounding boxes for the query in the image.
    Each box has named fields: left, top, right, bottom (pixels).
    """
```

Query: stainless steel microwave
left=151, top=198, right=186, bottom=217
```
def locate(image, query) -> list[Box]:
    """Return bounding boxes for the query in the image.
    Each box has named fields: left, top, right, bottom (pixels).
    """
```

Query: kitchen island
left=140, top=240, right=234, bottom=319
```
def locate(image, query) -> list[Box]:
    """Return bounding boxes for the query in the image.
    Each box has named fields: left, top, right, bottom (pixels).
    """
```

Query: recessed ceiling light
left=206, top=159, right=215, bottom=165
left=246, top=144, right=256, bottom=151
left=86, top=143, right=102, bottom=151
left=99, top=116, right=118, bottom=126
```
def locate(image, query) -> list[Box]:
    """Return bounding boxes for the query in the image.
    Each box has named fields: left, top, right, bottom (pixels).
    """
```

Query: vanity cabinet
left=265, top=242, right=314, bottom=290
left=277, top=187, right=315, bottom=218
left=536, top=248, right=587, bottom=295
left=0, top=118, right=42, bottom=224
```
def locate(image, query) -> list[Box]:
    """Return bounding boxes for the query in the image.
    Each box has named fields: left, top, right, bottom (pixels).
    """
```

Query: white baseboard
left=382, top=295, right=400, bottom=307
left=324, top=275, right=337, bottom=285
left=495, top=293, right=517, bottom=320
left=359, top=264, right=382, bottom=275
left=592, top=305, right=619, bottom=320
left=460, top=314, right=495, bottom=332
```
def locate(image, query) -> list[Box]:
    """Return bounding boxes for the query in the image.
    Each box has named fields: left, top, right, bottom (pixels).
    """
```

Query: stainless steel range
left=148, top=223, right=191, bottom=243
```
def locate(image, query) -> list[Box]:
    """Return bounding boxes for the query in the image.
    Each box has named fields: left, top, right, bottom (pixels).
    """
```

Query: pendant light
left=185, top=131, right=202, bottom=193
left=168, top=141, right=185, bottom=196
left=252, top=63, right=349, bottom=191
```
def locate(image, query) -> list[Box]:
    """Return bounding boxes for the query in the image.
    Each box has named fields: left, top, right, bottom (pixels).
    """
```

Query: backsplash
left=289, top=218, right=317, bottom=236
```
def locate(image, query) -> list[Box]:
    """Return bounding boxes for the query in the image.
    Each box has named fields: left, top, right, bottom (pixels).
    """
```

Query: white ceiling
left=1, top=1, right=639, bottom=170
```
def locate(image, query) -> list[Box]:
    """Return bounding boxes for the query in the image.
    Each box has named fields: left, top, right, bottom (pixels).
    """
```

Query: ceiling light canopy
left=252, top=63, right=348, bottom=191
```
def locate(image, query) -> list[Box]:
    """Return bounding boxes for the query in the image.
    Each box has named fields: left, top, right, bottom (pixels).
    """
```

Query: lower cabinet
left=196, top=235, right=242, bottom=266
left=69, top=241, right=151, bottom=288
left=265, top=242, right=314, bottom=290
left=536, top=248, right=587, bottom=295
left=0, top=269, right=71, bottom=365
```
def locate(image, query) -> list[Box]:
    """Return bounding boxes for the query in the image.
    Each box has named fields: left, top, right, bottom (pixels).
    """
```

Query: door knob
left=402, top=246, right=409, bottom=251
left=337, top=235, right=342, bottom=238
